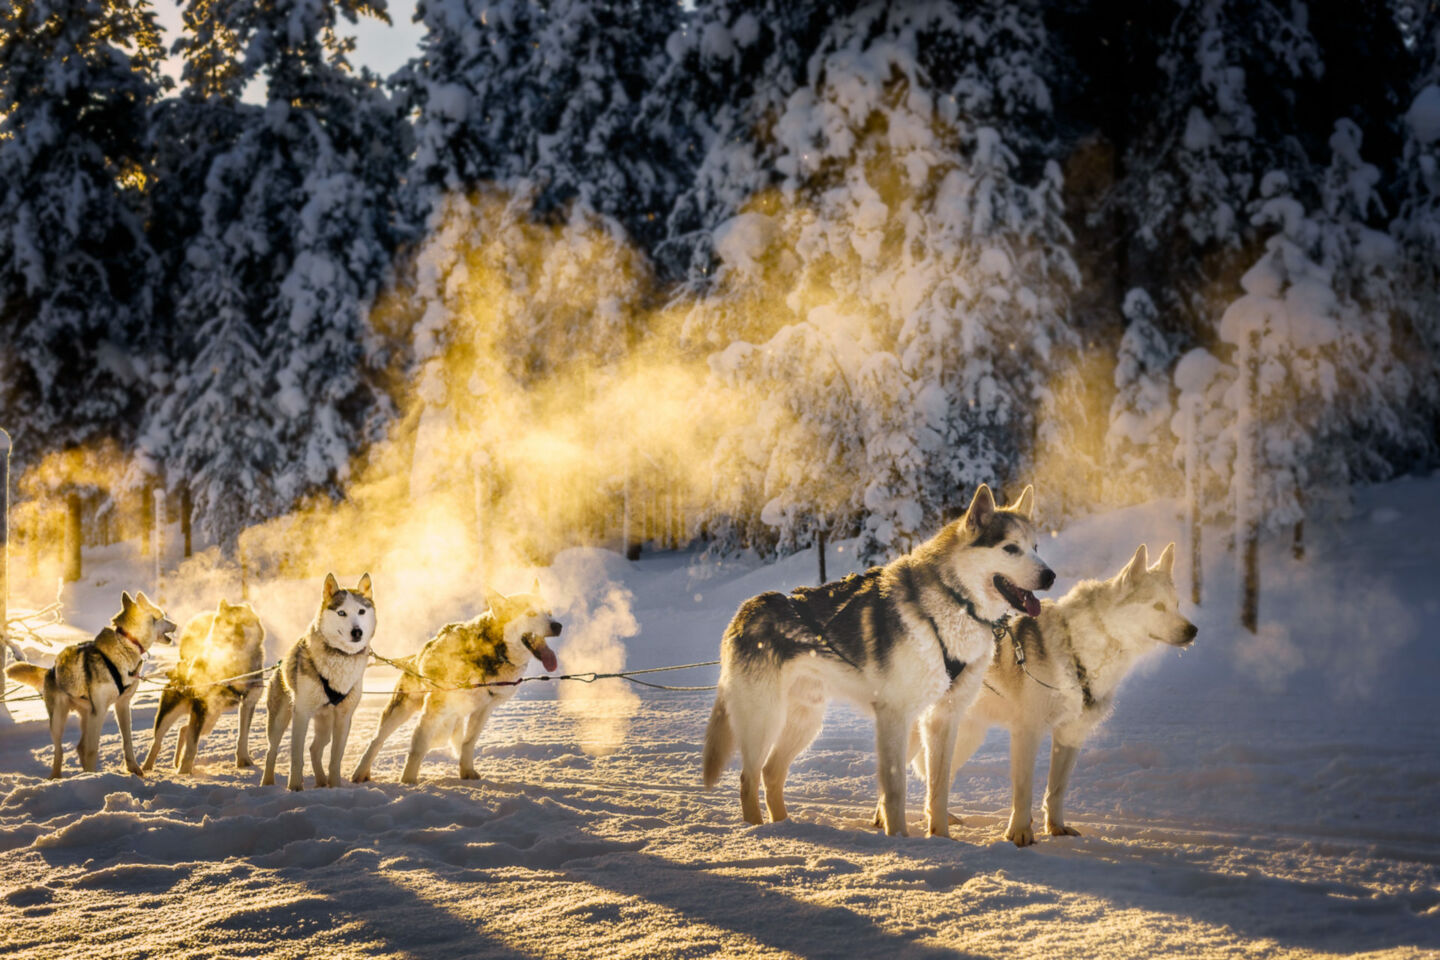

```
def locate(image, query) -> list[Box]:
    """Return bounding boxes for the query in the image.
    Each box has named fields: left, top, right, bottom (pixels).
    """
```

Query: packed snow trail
left=2, top=478, right=1439, bottom=958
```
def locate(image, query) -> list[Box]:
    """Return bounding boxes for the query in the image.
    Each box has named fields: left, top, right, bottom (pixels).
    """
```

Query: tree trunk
left=152, top=487, right=166, bottom=603
left=623, top=471, right=639, bottom=561
left=1237, top=330, right=1260, bottom=633
left=816, top=527, right=827, bottom=585
left=181, top=485, right=193, bottom=558
left=0, top=429, right=10, bottom=715
left=1184, top=396, right=1202, bottom=605
left=64, top=492, right=83, bottom=583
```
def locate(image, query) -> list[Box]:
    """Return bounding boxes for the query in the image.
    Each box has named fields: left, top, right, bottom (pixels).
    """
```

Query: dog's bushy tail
left=5, top=662, right=48, bottom=692
left=701, top=690, right=734, bottom=788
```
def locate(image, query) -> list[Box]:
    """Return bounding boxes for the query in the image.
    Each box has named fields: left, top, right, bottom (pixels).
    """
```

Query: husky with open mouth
left=351, top=583, right=561, bottom=785
left=6, top=591, right=176, bottom=778
left=702, top=484, right=1054, bottom=836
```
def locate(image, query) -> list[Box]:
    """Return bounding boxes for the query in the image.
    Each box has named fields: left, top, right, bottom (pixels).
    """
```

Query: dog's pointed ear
left=1153, top=542, right=1176, bottom=576
left=323, top=573, right=339, bottom=603
left=965, top=483, right=997, bottom=530
left=482, top=586, right=506, bottom=612
left=356, top=573, right=373, bottom=600
left=1011, top=485, right=1036, bottom=521
left=218, top=598, right=232, bottom=613
left=136, top=590, right=153, bottom=609
left=121, top=591, right=135, bottom=612
left=531, top=575, right=541, bottom=595
left=1119, top=544, right=1149, bottom=587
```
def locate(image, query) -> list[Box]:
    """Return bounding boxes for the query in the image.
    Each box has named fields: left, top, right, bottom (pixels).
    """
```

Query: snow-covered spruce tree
left=643, top=0, right=857, bottom=285
left=402, top=0, right=681, bottom=252
left=1104, top=288, right=1178, bottom=502
left=1179, top=121, right=1413, bottom=534
left=138, top=0, right=275, bottom=552
left=1069, top=0, right=1410, bottom=343
left=211, top=0, right=409, bottom=515
left=688, top=1, right=1075, bottom=561
left=0, top=0, right=168, bottom=468
left=1393, top=15, right=1440, bottom=453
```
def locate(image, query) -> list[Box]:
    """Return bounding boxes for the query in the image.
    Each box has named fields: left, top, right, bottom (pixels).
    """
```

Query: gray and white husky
left=143, top=599, right=267, bottom=775
left=260, top=573, right=375, bottom=791
left=351, top=585, right=561, bottom=785
left=702, top=484, right=1055, bottom=837
left=6, top=591, right=176, bottom=778
left=921, top=542, right=1197, bottom=846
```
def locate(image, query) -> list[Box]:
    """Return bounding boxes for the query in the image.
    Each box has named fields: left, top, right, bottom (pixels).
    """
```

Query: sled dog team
left=7, top=482, right=1195, bottom=846
left=6, top=576, right=563, bottom=791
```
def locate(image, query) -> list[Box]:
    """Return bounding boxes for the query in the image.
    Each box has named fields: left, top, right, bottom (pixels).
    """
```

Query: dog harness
left=902, top=567, right=980, bottom=687
left=94, top=645, right=138, bottom=696
left=317, top=671, right=350, bottom=706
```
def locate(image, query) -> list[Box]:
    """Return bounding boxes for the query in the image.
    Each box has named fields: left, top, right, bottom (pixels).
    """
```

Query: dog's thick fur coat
left=920, top=542, right=1197, bottom=845
left=260, top=573, right=374, bottom=791
left=6, top=591, right=176, bottom=778
left=703, top=484, right=1054, bottom=836
left=352, top=586, right=561, bottom=785
left=143, top=599, right=266, bottom=774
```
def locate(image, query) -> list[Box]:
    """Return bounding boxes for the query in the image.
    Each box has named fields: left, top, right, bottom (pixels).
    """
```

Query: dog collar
left=115, top=626, right=146, bottom=654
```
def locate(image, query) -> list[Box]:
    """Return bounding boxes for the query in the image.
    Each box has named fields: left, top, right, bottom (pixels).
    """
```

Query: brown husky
left=6, top=591, right=176, bottom=778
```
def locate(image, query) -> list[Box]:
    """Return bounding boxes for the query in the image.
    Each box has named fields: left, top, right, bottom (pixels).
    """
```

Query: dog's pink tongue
left=536, top=642, right=558, bottom=673
left=1023, top=592, right=1041, bottom=617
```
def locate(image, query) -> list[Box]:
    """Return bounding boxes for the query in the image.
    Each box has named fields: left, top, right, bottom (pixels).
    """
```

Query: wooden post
left=622, top=470, right=639, bottom=561
left=1237, top=329, right=1260, bottom=633
left=140, top=480, right=154, bottom=557
left=180, top=485, right=192, bottom=558
left=152, top=487, right=166, bottom=602
left=238, top=541, right=250, bottom=602
left=1, top=428, right=10, bottom=713
left=816, top=527, right=827, bottom=585
left=1184, top=396, right=1202, bottom=605
left=64, top=492, right=82, bottom=583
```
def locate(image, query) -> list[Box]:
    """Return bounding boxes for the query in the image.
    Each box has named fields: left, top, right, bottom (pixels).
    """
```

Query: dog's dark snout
left=549, top=621, right=562, bottom=637
left=1183, top=623, right=1199, bottom=642
left=1039, top=567, right=1056, bottom=590
left=351, top=626, right=364, bottom=641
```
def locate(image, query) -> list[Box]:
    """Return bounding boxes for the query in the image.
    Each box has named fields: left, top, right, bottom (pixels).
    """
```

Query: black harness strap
left=317, top=671, right=349, bottom=706
left=902, top=567, right=968, bottom=686
left=786, top=590, right=864, bottom=672
left=95, top=646, right=137, bottom=695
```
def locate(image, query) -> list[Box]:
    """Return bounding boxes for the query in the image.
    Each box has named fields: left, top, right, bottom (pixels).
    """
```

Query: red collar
left=115, top=626, right=146, bottom=654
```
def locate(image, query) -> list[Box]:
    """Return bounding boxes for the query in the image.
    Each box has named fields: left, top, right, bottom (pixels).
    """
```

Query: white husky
left=260, top=573, right=375, bottom=791
left=923, top=542, right=1197, bottom=845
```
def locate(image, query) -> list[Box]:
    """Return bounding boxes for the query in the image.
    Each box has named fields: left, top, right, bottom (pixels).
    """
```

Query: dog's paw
left=313, top=775, right=329, bottom=788
left=459, top=769, right=480, bottom=780
left=1004, top=823, right=1035, bottom=847
left=259, top=775, right=274, bottom=786
left=48, top=771, right=63, bottom=781
left=351, top=770, right=371, bottom=783
left=287, top=783, right=304, bottom=792
left=127, top=763, right=143, bottom=778
left=1045, top=821, right=1081, bottom=837
left=235, top=757, right=254, bottom=769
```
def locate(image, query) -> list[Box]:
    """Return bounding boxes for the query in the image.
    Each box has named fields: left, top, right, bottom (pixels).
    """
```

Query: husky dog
left=142, top=599, right=266, bottom=775
left=924, top=542, right=1197, bottom=846
left=6, top=591, right=176, bottom=778
left=702, top=484, right=1054, bottom=836
left=260, top=573, right=375, bottom=791
left=351, top=584, right=561, bottom=785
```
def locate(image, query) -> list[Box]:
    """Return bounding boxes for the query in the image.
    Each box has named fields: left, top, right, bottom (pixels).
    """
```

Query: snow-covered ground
left=2, top=478, right=1439, bottom=958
